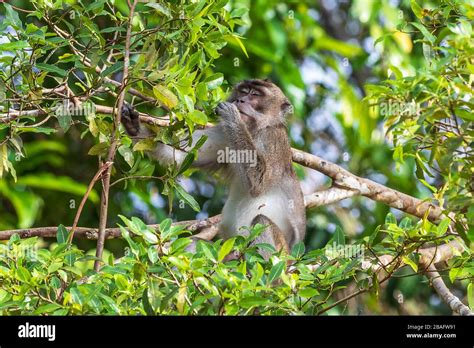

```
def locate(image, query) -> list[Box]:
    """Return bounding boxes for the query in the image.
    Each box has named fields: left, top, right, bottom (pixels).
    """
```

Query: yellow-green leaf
left=153, top=85, right=178, bottom=109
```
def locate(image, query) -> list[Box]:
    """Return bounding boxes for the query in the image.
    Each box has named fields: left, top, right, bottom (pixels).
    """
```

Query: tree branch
left=0, top=215, right=222, bottom=241
left=68, top=161, right=112, bottom=243
left=94, top=0, right=138, bottom=271
left=304, top=187, right=359, bottom=209
left=0, top=187, right=349, bottom=241
left=426, top=264, right=473, bottom=316
left=292, top=149, right=444, bottom=222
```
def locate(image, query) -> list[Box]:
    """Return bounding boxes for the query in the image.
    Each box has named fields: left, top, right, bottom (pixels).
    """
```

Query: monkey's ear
left=281, top=101, right=293, bottom=117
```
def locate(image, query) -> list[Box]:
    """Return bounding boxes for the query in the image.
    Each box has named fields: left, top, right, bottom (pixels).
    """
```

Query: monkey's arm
left=216, top=102, right=267, bottom=196
left=121, top=104, right=225, bottom=169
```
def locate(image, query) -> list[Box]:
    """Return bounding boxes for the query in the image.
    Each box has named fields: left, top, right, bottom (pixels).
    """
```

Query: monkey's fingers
left=215, top=102, right=240, bottom=123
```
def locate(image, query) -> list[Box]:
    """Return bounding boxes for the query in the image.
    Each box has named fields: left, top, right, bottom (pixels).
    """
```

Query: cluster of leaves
left=0, top=0, right=248, bottom=223
left=365, top=0, right=474, bottom=241
left=2, top=213, right=471, bottom=315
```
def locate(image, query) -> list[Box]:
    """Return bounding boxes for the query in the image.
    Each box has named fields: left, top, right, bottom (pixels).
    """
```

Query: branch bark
left=0, top=215, right=222, bottom=241
left=94, top=0, right=138, bottom=272
left=426, top=264, right=473, bottom=316
left=292, top=149, right=445, bottom=222
left=0, top=187, right=351, bottom=241
left=68, top=161, right=112, bottom=243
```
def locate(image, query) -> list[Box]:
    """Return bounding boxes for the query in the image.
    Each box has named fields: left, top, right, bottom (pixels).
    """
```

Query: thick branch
left=0, top=215, right=222, bottom=241
left=0, top=187, right=348, bottom=241
left=292, top=149, right=444, bottom=222
left=304, top=187, right=359, bottom=209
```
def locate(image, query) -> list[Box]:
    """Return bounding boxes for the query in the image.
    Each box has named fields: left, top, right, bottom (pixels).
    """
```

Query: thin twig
left=94, top=0, right=138, bottom=272
left=68, top=161, right=113, bottom=243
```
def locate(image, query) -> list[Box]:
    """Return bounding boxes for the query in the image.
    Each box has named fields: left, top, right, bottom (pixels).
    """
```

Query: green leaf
left=298, top=287, right=319, bottom=298
left=385, top=213, right=397, bottom=225
left=0, top=182, right=41, bottom=228
left=142, top=288, right=155, bottom=315
left=449, top=268, right=460, bottom=283
left=188, top=110, right=208, bottom=125
left=268, top=261, right=285, bottom=284
left=33, top=303, right=62, bottom=315
left=4, top=3, right=23, bottom=28
left=88, top=142, right=109, bottom=156
left=57, top=112, right=72, bottom=132
left=70, top=287, right=84, bottom=305
left=153, top=85, right=178, bottom=109
left=331, top=226, right=345, bottom=246
left=218, top=238, right=235, bottom=261
left=410, top=0, right=423, bottom=19
left=147, top=246, right=159, bottom=263
left=118, top=145, right=134, bottom=168
left=101, top=61, right=124, bottom=77
left=240, top=296, right=269, bottom=308
left=36, top=63, right=67, bottom=77
left=204, top=73, right=224, bottom=90
left=0, top=41, right=29, bottom=51
left=291, top=241, right=305, bottom=259
left=159, top=218, right=172, bottom=235
left=388, top=64, right=403, bottom=79
left=455, top=108, right=474, bottom=121
left=177, top=135, right=208, bottom=175
left=170, top=238, right=192, bottom=254
left=133, top=138, right=156, bottom=151
left=200, top=242, right=217, bottom=262
left=56, top=224, right=69, bottom=244
left=399, top=217, right=413, bottom=230
left=226, top=34, right=249, bottom=58
left=16, top=266, right=31, bottom=282
left=468, top=283, right=473, bottom=310
left=410, top=22, right=436, bottom=44
left=146, top=3, right=172, bottom=18
left=17, top=127, right=56, bottom=134
left=436, top=218, right=451, bottom=236
left=402, top=256, right=418, bottom=272
left=0, top=289, right=12, bottom=304
left=174, top=184, right=200, bottom=212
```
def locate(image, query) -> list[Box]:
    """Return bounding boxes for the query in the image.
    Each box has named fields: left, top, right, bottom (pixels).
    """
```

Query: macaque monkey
left=121, top=79, right=306, bottom=257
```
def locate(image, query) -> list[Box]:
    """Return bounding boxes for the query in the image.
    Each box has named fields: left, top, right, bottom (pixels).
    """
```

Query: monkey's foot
left=121, top=103, right=140, bottom=136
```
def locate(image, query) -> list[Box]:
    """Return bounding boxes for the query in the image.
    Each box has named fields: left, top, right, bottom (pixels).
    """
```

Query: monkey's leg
left=250, top=214, right=289, bottom=259
left=216, top=102, right=267, bottom=196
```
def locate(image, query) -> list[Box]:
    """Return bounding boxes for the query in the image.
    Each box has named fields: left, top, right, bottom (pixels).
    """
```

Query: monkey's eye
left=240, top=87, right=250, bottom=94
left=250, top=90, right=262, bottom=96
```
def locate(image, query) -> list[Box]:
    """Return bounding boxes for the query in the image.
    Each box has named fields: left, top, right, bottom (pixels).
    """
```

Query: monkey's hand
left=121, top=103, right=140, bottom=136
left=216, top=102, right=241, bottom=125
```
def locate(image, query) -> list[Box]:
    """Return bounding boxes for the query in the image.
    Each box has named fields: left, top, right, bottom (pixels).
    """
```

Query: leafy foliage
left=366, top=0, right=474, bottom=243
left=2, top=214, right=470, bottom=315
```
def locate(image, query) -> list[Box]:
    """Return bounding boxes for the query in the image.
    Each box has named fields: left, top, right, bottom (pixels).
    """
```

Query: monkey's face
left=229, top=79, right=292, bottom=124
